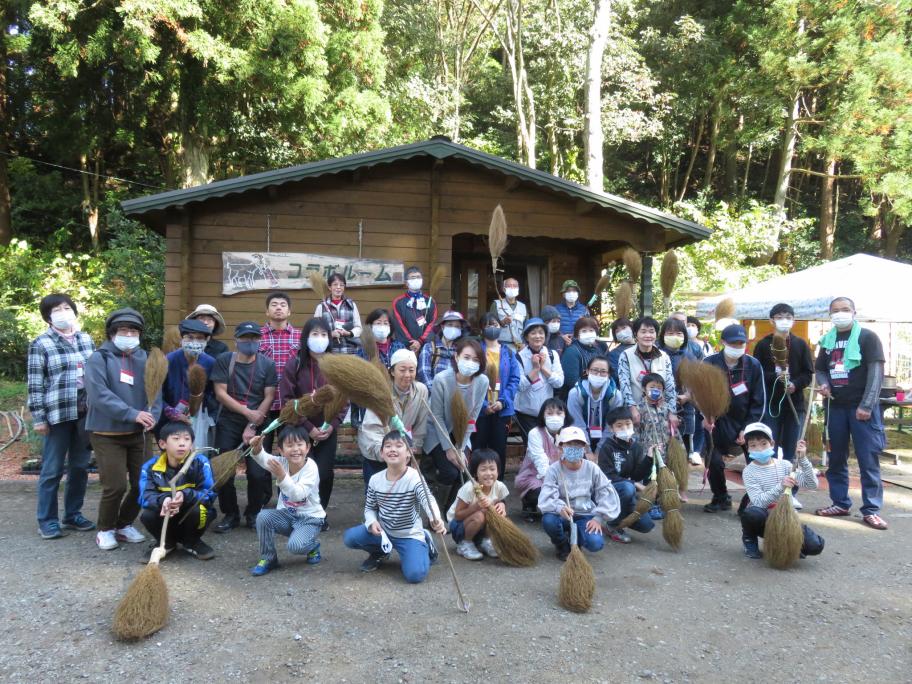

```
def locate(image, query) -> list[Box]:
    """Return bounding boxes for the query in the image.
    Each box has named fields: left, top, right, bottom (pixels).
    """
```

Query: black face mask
left=483, top=326, right=500, bottom=341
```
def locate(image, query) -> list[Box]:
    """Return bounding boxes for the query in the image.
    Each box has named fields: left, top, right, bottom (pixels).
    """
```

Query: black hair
left=277, top=424, right=313, bottom=447
left=659, top=316, right=687, bottom=338
left=327, top=272, right=346, bottom=287
left=157, top=421, right=195, bottom=443
left=39, top=293, right=78, bottom=324
left=381, top=429, right=413, bottom=449
left=468, top=448, right=500, bottom=478
left=535, top=397, right=571, bottom=429
left=610, top=317, right=632, bottom=335
left=451, top=337, right=486, bottom=376
left=605, top=406, right=634, bottom=426
left=406, top=266, right=422, bottom=277
left=478, top=312, right=500, bottom=329
left=632, top=316, right=661, bottom=335
left=642, top=372, right=665, bottom=388
left=686, top=316, right=702, bottom=328
left=769, top=303, right=795, bottom=318
left=829, top=296, right=855, bottom=312
left=265, top=291, right=291, bottom=308
left=586, top=354, right=611, bottom=370
left=297, top=317, right=332, bottom=365
left=365, top=308, right=391, bottom=326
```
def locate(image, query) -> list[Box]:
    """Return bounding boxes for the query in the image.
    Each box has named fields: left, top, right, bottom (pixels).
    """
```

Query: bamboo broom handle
left=150, top=453, right=198, bottom=564
left=798, top=377, right=817, bottom=442
left=418, top=395, right=475, bottom=483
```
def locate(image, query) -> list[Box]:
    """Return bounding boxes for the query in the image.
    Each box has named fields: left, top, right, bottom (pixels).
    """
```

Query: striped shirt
left=743, top=457, right=818, bottom=509
left=364, top=467, right=440, bottom=542
left=259, top=323, right=300, bottom=411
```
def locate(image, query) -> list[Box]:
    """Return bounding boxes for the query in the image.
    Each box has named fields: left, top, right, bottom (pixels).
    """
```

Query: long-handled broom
left=679, top=359, right=731, bottom=462
left=187, top=363, right=207, bottom=417
left=666, top=432, right=690, bottom=497
left=488, top=205, right=519, bottom=347
left=112, top=453, right=198, bottom=640
left=660, top=250, right=679, bottom=311
left=557, top=476, right=595, bottom=613
left=771, top=331, right=801, bottom=425
left=614, top=281, right=635, bottom=321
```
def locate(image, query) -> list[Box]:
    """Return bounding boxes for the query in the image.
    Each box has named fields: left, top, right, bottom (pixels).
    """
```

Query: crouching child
left=247, top=426, right=325, bottom=576
left=343, top=430, right=445, bottom=583
left=138, top=421, right=216, bottom=560
left=740, top=422, right=825, bottom=560
left=539, top=426, right=620, bottom=561
left=448, top=449, right=510, bottom=560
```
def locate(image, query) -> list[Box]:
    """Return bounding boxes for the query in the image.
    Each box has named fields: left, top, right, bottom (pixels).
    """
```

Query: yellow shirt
left=486, top=347, right=500, bottom=403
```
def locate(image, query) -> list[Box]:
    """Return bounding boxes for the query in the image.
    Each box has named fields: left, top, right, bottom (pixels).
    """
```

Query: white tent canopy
left=695, top=254, right=912, bottom=323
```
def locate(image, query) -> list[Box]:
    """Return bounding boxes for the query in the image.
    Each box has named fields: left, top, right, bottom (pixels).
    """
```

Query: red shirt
left=258, top=323, right=301, bottom=411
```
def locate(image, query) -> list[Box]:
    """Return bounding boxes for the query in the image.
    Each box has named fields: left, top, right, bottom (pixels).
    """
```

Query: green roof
left=122, top=137, right=709, bottom=243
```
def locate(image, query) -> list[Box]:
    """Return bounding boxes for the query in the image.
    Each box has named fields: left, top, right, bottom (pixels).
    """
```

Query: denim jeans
left=825, top=404, right=886, bottom=515
left=610, top=479, right=655, bottom=533
left=343, top=524, right=431, bottom=583
left=541, top=512, right=604, bottom=552
left=36, top=418, right=91, bottom=526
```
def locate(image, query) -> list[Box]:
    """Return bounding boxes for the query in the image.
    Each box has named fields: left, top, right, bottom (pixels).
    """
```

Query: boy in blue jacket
left=139, top=421, right=216, bottom=560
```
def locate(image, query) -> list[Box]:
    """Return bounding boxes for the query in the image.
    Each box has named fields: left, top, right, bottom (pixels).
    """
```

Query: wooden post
left=178, top=212, right=192, bottom=317
left=639, top=254, right=653, bottom=316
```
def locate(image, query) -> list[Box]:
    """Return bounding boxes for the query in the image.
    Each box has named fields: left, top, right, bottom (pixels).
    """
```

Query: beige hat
left=557, top=426, right=588, bottom=445
left=186, top=304, right=226, bottom=336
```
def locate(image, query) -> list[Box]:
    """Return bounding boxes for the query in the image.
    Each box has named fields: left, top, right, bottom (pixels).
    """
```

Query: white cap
left=743, top=422, right=773, bottom=441
left=557, top=426, right=588, bottom=445
left=389, top=348, right=418, bottom=368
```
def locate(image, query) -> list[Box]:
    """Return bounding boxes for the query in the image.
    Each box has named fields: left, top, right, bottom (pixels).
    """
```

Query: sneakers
left=359, top=553, right=389, bottom=573
left=250, top=557, right=280, bottom=576
left=703, top=495, right=732, bottom=513
left=61, top=514, right=96, bottom=531
left=742, top=539, right=763, bottom=559
left=648, top=504, right=665, bottom=520
left=215, top=516, right=240, bottom=533
left=424, top=530, right=439, bottom=565
left=792, top=496, right=803, bottom=511
left=608, top=527, right=632, bottom=544
left=814, top=505, right=850, bottom=517
left=96, top=529, right=118, bottom=550
left=456, top=540, right=483, bottom=560
left=115, top=525, right=146, bottom=543
left=307, top=543, right=322, bottom=565
left=39, top=521, right=69, bottom=539
left=689, top=452, right=703, bottom=466
left=862, top=514, right=888, bottom=530
left=478, top=537, right=498, bottom=558
left=183, top=539, right=215, bottom=560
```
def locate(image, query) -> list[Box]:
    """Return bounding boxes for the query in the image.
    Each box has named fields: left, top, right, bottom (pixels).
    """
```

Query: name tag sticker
left=495, top=382, right=501, bottom=391
left=334, top=321, right=345, bottom=330
left=589, top=426, right=603, bottom=439
left=120, top=370, right=134, bottom=385
left=638, top=370, right=648, bottom=381
left=416, top=316, right=426, bottom=327
left=76, top=364, right=84, bottom=378
left=731, top=381, right=748, bottom=396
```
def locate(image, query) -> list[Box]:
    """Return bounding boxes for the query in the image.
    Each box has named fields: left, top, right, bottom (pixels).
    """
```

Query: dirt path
left=0, top=473, right=910, bottom=683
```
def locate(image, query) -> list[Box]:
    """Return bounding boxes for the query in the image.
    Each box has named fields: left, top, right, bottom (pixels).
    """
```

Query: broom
left=488, top=205, right=518, bottom=347
left=360, top=320, right=380, bottom=363
left=187, top=364, right=207, bottom=417
left=714, top=297, right=736, bottom=322
left=655, top=450, right=684, bottom=551
left=616, top=481, right=658, bottom=529
left=679, top=358, right=730, bottom=459
left=666, top=434, right=689, bottom=495
left=145, top=347, right=169, bottom=411
left=557, top=477, right=595, bottom=613
left=622, top=247, right=642, bottom=285
left=308, top=270, right=330, bottom=302
left=162, top=326, right=182, bottom=354
left=451, top=388, right=470, bottom=454
left=660, top=250, right=679, bottom=310
left=614, top=281, right=635, bottom=321
left=771, top=332, right=801, bottom=424
left=318, top=355, right=396, bottom=424
left=112, top=453, right=198, bottom=641
left=587, top=272, right=612, bottom=308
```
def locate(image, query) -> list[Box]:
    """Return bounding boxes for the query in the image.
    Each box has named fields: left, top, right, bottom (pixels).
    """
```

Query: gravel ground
left=1, top=471, right=910, bottom=683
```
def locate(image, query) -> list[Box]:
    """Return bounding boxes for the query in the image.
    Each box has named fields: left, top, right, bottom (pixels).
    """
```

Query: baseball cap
left=234, top=321, right=263, bottom=338
left=721, top=324, right=748, bottom=343
left=558, top=426, right=588, bottom=445
left=743, top=422, right=773, bottom=441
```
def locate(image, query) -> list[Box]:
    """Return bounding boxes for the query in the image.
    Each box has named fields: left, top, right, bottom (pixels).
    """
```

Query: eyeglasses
left=588, top=369, right=610, bottom=377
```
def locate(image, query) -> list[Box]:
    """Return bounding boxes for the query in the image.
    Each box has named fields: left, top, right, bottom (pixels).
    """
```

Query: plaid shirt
left=27, top=328, right=96, bottom=426
left=259, top=323, right=301, bottom=411
left=417, top=337, right=456, bottom=391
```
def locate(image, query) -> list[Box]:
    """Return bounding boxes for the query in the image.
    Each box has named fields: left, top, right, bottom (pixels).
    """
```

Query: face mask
left=579, top=331, right=597, bottom=346
left=547, top=321, right=561, bottom=334
left=615, top=428, right=634, bottom=441
left=749, top=447, right=775, bottom=464
left=372, top=324, right=390, bottom=340
left=774, top=319, right=794, bottom=333
left=564, top=291, right=579, bottom=305
left=724, top=344, right=746, bottom=360
left=562, top=446, right=585, bottom=463
left=687, top=326, right=699, bottom=339
left=113, top=335, right=140, bottom=352
left=616, top=328, right=634, bottom=344
left=457, top=359, right=480, bottom=377
left=307, top=336, right=330, bottom=354
left=663, top=335, right=684, bottom=350
left=830, top=312, right=853, bottom=329
left=442, top=326, right=462, bottom=341
left=407, top=277, right=423, bottom=292
left=647, top=387, right=662, bottom=402
left=237, top=340, right=259, bottom=356
left=544, top=415, right=565, bottom=432
left=588, top=374, right=608, bottom=390
left=181, top=340, right=206, bottom=357
left=483, top=326, right=500, bottom=341
left=50, top=310, right=76, bottom=330
left=505, top=287, right=519, bottom=299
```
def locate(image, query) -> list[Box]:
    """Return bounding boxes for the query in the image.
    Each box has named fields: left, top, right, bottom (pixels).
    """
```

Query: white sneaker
left=689, top=452, right=703, bottom=466
left=115, top=525, right=146, bottom=543
left=478, top=537, right=498, bottom=558
left=96, top=530, right=118, bottom=550
left=456, top=540, right=483, bottom=560
left=792, top=497, right=803, bottom=511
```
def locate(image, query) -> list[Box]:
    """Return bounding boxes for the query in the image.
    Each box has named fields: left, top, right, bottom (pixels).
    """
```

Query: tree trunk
left=0, top=9, right=12, bottom=246
left=702, top=99, right=721, bottom=191
left=885, top=213, right=903, bottom=258
left=81, top=153, right=102, bottom=248
left=740, top=143, right=753, bottom=197
left=773, top=91, right=800, bottom=210
left=583, top=0, right=612, bottom=191
left=181, top=130, right=210, bottom=188
left=819, top=157, right=836, bottom=259
left=677, top=113, right=704, bottom=202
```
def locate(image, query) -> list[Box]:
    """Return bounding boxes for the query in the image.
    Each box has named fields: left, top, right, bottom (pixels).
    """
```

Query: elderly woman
left=514, top=318, right=564, bottom=439
left=314, top=272, right=363, bottom=354
left=28, top=294, right=96, bottom=539
left=616, top=316, right=678, bottom=430
left=357, top=348, right=429, bottom=488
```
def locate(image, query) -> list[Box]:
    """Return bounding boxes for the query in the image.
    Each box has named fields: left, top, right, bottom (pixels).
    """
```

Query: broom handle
left=418, top=395, right=475, bottom=483
left=152, top=453, right=199, bottom=557
left=560, top=476, right=579, bottom=548
left=798, top=377, right=817, bottom=442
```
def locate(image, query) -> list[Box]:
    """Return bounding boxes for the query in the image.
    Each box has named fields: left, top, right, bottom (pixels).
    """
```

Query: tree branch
left=790, top=168, right=864, bottom=180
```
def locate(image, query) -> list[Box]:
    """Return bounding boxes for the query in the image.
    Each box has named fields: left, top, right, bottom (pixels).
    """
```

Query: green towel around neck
left=819, top=321, right=862, bottom=371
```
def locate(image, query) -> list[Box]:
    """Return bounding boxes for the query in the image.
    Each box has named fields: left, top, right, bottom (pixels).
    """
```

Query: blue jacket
left=481, top=341, right=521, bottom=417
left=138, top=452, right=216, bottom=510
left=559, top=339, right=609, bottom=400
left=555, top=302, right=591, bottom=335
left=162, top=350, right=215, bottom=421
left=704, top=352, right=766, bottom=448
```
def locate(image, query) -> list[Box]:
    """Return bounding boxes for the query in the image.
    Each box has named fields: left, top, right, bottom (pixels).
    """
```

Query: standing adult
left=558, top=316, right=608, bottom=401
left=28, top=294, right=96, bottom=539
left=85, top=308, right=161, bottom=550
left=541, top=305, right=566, bottom=356
left=391, top=266, right=438, bottom=354
left=554, top=279, right=591, bottom=347
left=670, top=311, right=705, bottom=360
left=185, top=304, right=229, bottom=358
left=417, top=310, right=468, bottom=390
left=514, top=318, right=565, bottom=438
left=490, top=276, right=527, bottom=348
left=617, top=317, right=677, bottom=429
left=701, top=324, right=766, bottom=513
left=259, top=292, right=300, bottom=451
left=211, top=322, right=277, bottom=532
left=607, top=317, right=635, bottom=382
left=687, top=316, right=714, bottom=357
left=658, top=316, right=700, bottom=461
left=357, top=308, right=404, bottom=368
left=814, top=297, right=888, bottom=530
left=314, top=272, right=363, bottom=354
left=160, top=319, right=215, bottom=448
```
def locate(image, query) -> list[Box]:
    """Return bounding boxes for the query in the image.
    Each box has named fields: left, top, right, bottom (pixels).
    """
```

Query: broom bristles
left=680, top=358, right=731, bottom=420
left=318, top=355, right=396, bottom=424
left=765, top=491, right=804, bottom=569
left=144, top=347, right=169, bottom=409
left=162, top=326, right=182, bottom=354
left=614, top=281, right=635, bottom=321
left=667, top=438, right=689, bottom=493
left=309, top=270, right=330, bottom=301
left=450, top=389, right=469, bottom=450
left=622, top=247, right=642, bottom=283
left=360, top=323, right=379, bottom=363
left=772, top=331, right=789, bottom=370
left=483, top=509, right=538, bottom=567
left=660, top=250, right=679, bottom=301
left=209, top=448, right=242, bottom=490
left=617, top=481, right=657, bottom=529
left=187, top=364, right=207, bottom=416
left=656, top=466, right=681, bottom=512
left=593, top=273, right=611, bottom=296
left=662, top=509, right=684, bottom=551
left=558, top=546, right=595, bottom=613
left=488, top=205, right=508, bottom=272
left=715, top=297, right=736, bottom=321
left=112, top=564, right=169, bottom=641
left=323, top=386, right=348, bottom=424
left=278, top=395, right=318, bottom=424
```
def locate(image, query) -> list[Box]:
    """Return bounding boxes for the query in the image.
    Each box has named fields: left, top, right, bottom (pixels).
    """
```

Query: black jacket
left=752, top=333, right=813, bottom=412
left=597, top=434, right=653, bottom=483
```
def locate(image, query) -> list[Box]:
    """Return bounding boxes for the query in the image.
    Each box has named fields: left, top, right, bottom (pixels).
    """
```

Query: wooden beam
left=504, top=175, right=521, bottom=191
left=178, top=213, right=193, bottom=318
left=428, top=159, right=443, bottom=277
left=639, top=254, right=654, bottom=316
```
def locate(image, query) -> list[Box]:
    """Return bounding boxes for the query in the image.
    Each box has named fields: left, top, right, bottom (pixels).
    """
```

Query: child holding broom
left=343, top=429, right=446, bottom=582
left=447, top=449, right=510, bottom=560
left=138, top=421, right=216, bottom=560
left=515, top=398, right=571, bottom=521
left=538, top=426, right=619, bottom=561
left=247, top=427, right=325, bottom=575
left=739, top=422, right=824, bottom=560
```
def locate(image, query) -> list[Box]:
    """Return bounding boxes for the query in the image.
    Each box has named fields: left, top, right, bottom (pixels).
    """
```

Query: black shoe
left=321, top=518, right=330, bottom=532
left=183, top=539, right=215, bottom=560
left=703, top=500, right=722, bottom=513
left=245, top=516, right=257, bottom=529
left=703, top=495, right=732, bottom=513
left=215, top=516, right=240, bottom=533
left=556, top=542, right=571, bottom=562
left=359, top=553, right=389, bottom=573
left=719, top=495, right=733, bottom=511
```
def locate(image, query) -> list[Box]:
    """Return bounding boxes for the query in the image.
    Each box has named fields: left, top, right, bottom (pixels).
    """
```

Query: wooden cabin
left=123, top=137, right=710, bottom=330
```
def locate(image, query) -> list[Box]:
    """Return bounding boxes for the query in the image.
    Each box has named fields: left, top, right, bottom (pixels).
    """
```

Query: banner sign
left=222, top=252, right=404, bottom=295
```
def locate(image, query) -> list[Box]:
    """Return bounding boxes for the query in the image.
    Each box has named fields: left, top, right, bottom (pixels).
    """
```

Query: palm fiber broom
left=679, top=359, right=730, bottom=459
left=309, top=270, right=330, bottom=302
left=655, top=450, right=684, bottom=550
left=162, top=326, right=182, bottom=354
left=112, top=453, right=198, bottom=641
left=617, top=481, right=658, bottom=529
left=187, top=364, right=207, bottom=416
left=614, top=281, right=635, bottom=321
left=660, top=250, right=679, bottom=310
left=558, top=477, right=595, bottom=613
left=588, top=272, right=612, bottom=308
left=714, top=297, right=736, bottom=322
left=145, top=347, right=169, bottom=411
left=772, top=332, right=801, bottom=424
left=666, top=435, right=690, bottom=495
left=622, top=247, right=642, bottom=285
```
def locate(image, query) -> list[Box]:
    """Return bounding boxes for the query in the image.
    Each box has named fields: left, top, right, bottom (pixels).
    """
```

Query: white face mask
left=616, top=328, right=634, bottom=344
left=307, top=336, right=330, bottom=354
left=578, top=331, right=597, bottom=346
left=588, top=374, right=608, bottom=390
left=830, top=311, right=854, bottom=329
left=442, top=325, right=462, bottom=341
left=615, top=428, right=634, bottom=441
left=564, top=291, right=579, bottom=305
left=687, top=325, right=699, bottom=339
left=505, top=287, right=519, bottom=299
left=547, top=321, right=561, bottom=334
left=544, top=415, right=565, bottom=432
left=457, top=359, right=480, bottom=377
left=774, top=319, right=794, bottom=333
left=113, top=335, right=140, bottom=352
left=723, top=344, right=746, bottom=360
left=50, top=310, right=77, bottom=330
left=372, top=324, right=390, bottom=340
left=407, top=277, right=423, bottom=292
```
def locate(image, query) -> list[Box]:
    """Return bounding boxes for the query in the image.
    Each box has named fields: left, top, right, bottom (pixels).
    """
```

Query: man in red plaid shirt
left=259, top=292, right=300, bottom=453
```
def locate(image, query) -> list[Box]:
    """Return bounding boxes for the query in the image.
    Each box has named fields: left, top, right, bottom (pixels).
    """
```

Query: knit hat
left=540, top=305, right=560, bottom=322
left=390, top=348, right=418, bottom=368
left=561, top=279, right=580, bottom=292
left=186, top=304, right=226, bottom=336
left=178, top=319, right=212, bottom=337
left=105, top=307, right=144, bottom=335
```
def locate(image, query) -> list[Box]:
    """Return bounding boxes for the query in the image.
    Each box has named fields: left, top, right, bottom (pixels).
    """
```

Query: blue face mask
left=647, top=387, right=662, bottom=402
left=750, top=448, right=775, bottom=464
left=562, top=446, right=585, bottom=463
